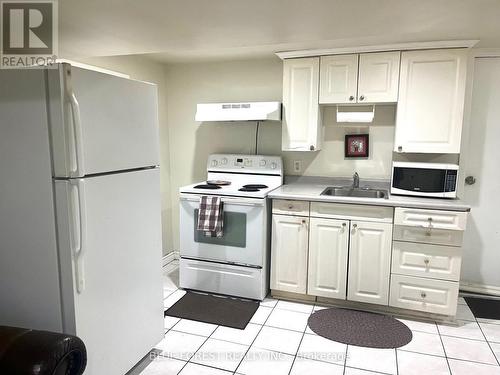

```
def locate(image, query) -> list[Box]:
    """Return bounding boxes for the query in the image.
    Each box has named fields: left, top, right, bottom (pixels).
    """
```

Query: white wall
left=165, top=57, right=397, bottom=251
left=78, top=55, right=173, bottom=256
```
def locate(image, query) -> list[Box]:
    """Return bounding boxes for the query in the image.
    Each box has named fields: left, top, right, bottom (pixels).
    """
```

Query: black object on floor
left=308, top=308, right=412, bottom=349
left=165, top=291, right=259, bottom=329
left=464, top=296, right=500, bottom=320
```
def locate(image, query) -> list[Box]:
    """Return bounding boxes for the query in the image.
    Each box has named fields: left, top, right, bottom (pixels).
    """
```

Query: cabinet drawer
left=394, top=208, right=467, bottom=231
left=273, top=200, right=310, bottom=216
left=393, top=225, right=463, bottom=247
left=390, top=274, right=459, bottom=316
left=392, top=241, right=461, bottom=281
left=311, top=202, right=393, bottom=223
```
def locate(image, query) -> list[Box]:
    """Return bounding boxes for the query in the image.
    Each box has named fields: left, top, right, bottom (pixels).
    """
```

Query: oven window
left=393, top=167, right=445, bottom=193
left=194, top=209, right=247, bottom=247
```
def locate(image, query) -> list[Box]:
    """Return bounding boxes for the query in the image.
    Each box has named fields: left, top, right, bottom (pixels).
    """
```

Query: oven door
left=179, top=194, right=268, bottom=267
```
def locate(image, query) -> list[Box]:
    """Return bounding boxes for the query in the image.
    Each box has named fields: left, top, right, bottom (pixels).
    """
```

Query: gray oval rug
left=308, top=308, right=412, bottom=348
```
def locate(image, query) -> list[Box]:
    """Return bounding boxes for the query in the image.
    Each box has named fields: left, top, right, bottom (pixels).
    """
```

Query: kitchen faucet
left=352, top=172, right=360, bottom=189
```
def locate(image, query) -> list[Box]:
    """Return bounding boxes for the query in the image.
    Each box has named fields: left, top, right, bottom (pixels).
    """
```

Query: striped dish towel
left=197, top=196, right=224, bottom=238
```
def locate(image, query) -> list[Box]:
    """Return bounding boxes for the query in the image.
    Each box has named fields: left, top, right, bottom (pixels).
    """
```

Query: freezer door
left=54, top=168, right=163, bottom=375
left=47, top=63, right=160, bottom=177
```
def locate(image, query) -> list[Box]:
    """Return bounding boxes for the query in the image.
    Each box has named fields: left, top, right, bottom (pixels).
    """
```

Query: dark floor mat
left=464, top=296, right=500, bottom=320
left=164, top=291, right=259, bottom=329
left=308, top=308, right=412, bottom=349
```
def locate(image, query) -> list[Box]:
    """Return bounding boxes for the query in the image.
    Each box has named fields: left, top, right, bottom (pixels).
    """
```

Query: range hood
left=195, top=102, right=281, bottom=122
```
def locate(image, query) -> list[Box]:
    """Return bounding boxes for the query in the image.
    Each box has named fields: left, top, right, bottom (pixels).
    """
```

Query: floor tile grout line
left=344, top=364, right=394, bottom=375
left=476, top=319, right=500, bottom=366
left=437, top=325, right=453, bottom=375
left=342, top=345, right=347, bottom=375
left=234, top=295, right=280, bottom=374
left=286, top=318, right=309, bottom=375
left=395, top=347, right=399, bottom=375
left=183, top=317, right=224, bottom=373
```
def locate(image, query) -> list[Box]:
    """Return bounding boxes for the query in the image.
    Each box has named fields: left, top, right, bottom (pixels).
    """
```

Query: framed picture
left=345, top=134, right=369, bottom=158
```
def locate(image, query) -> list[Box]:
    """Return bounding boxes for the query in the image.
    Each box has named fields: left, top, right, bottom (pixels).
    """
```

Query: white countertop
left=268, top=177, right=471, bottom=212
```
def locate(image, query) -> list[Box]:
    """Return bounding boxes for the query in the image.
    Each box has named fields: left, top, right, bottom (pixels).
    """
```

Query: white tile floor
left=131, top=260, right=500, bottom=375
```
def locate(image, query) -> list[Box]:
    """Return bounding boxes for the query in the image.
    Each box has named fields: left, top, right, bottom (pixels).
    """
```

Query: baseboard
left=460, top=282, right=500, bottom=297
left=162, top=251, right=180, bottom=267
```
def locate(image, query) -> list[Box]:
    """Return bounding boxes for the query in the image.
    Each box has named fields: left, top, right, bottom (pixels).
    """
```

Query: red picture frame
left=345, top=134, right=369, bottom=158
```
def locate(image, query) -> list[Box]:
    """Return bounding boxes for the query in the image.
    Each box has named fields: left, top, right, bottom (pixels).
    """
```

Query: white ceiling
left=60, top=0, right=500, bottom=62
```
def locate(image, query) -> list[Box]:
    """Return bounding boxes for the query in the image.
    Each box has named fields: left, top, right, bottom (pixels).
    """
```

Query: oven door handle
left=180, top=195, right=265, bottom=207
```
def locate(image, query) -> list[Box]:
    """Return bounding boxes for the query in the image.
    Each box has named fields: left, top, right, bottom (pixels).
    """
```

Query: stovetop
left=179, top=154, right=283, bottom=199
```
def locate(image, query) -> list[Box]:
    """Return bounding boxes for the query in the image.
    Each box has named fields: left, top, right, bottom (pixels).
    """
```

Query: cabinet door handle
left=421, top=292, right=427, bottom=299
left=397, top=145, right=403, bottom=152
left=351, top=223, right=357, bottom=233
left=349, top=95, right=354, bottom=101
left=300, top=219, right=308, bottom=231
left=359, top=95, right=365, bottom=101
left=341, top=222, right=347, bottom=232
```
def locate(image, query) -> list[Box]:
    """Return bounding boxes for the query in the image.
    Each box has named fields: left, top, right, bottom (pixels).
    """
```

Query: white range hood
left=195, top=102, right=281, bottom=122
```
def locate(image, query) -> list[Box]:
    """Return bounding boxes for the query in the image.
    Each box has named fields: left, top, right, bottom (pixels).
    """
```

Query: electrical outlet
left=293, top=160, right=302, bottom=173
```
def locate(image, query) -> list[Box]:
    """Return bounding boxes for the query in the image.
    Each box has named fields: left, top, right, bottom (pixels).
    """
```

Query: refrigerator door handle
left=71, top=178, right=87, bottom=293
left=68, top=91, right=85, bottom=177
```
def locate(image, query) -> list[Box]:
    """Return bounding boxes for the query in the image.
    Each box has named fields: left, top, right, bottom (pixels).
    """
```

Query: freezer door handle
left=68, top=91, right=85, bottom=176
left=70, top=179, right=87, bottom=293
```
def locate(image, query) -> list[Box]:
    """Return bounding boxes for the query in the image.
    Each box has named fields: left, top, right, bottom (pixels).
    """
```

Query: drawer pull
left=288, top=204, right=294, bottom=209
left=421, top=292, right=427, bottom=299
left=424, top=259, right=430, bottom=265
left=341, top=222, right=347, bottom=232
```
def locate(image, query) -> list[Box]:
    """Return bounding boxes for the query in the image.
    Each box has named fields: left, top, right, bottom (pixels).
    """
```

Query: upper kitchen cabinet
left=282, top=57, right=322, bottom=151
left=319, top=52, right=400, bottom=104
left=357, top=51, right=401, bottom=103
left=394, top=49, right=468, bottom=153
left=319, top=54, right=358, bottom=104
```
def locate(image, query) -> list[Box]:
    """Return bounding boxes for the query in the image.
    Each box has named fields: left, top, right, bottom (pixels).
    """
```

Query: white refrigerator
left=0, top=63, right=164, bottom=375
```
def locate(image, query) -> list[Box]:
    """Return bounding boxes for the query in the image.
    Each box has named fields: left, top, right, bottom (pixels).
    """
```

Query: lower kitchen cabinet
left=389, top=274, right=459, bottom=316
left=270, top=200, right=467, bottom=317
left=347, top=221, right=393, bottom=305
left=270, top=215, right=309, bottom=294
left=307, top=218, right=349, bottom=299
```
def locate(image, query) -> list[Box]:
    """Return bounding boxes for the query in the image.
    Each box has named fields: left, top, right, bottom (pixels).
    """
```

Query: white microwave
left=391, top=162, right=459, bottom=198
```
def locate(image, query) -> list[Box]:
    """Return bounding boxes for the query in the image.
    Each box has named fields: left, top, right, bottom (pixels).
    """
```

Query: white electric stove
left=179, top=154, right=283, bottom=300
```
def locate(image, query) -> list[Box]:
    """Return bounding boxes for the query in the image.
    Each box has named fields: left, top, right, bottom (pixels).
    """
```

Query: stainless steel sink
left=321, top=186, right=388, bottom=199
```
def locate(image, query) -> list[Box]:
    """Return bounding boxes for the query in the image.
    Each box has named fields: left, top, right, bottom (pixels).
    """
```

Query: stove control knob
left=270, top=162, right=277, bottom=169
left=211, top=160, right=218, bottom=167
left=221, top=158, right=228, bottom=165
left=259, top=160, right=267, bottom=167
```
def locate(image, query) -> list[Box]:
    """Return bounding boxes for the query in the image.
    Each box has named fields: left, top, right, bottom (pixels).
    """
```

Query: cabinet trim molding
left=276, top=40, right=479, bottom=60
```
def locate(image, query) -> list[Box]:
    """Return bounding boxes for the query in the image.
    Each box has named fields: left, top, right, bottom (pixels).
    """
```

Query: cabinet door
left=270, top=215, right=309, bottom=294
left=319, top=54, right=358, bottom=104
left=308, top=218, right=349, bottom=299
left=394, top=49, right=467, bottom=153
left=282, top=58, right=321, bottom=151
left=348, top=221, right=393, bottom=305
left=358, top=51, right=400, bottom=103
